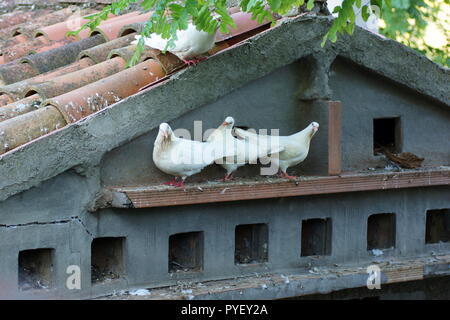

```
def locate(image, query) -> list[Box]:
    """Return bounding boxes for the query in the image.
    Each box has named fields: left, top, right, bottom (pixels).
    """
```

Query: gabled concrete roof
left=0, top=15, right=448, bottom=202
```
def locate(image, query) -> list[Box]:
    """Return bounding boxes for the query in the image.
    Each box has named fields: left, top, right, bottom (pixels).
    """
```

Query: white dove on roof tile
left=235, top=122, right=319, bottom=179
left=132, top=22, right=217, bottom=65
left=207, top=116, right=284, bottom=181
left=153, top=123, right=234, bottom=187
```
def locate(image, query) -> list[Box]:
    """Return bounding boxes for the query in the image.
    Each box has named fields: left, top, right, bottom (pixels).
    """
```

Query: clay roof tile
left=0, top=6, right=275, bottom=156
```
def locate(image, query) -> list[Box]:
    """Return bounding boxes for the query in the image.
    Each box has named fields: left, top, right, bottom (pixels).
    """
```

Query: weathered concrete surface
left=103, top=257, right=450, bottom=300
left=329, top=58, right=450, bottom=171
left=336, top=29, right=449, bottom=107
left=0, top=15, right=448, bottom=202
left=1, top=180, right=448, bottom=299
left=101, top=57, right=449, bottom=185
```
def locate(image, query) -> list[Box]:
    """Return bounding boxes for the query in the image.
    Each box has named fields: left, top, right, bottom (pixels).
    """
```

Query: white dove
left=153, top=123, right=232, bottom=187
left=235, top=122, right=319, bottom=179
left=207, top=117, right=284, bottom=180
left=132, top=22, right=217, bottom=65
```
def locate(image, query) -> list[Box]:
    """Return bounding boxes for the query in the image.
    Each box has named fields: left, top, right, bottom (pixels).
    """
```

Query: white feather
left=132, top=23, right=217, bottom=60
left=208, top=117, right=285, bottom=176
left=235, top=122, right=319, bottom=174
left=153, top=123, right=234, bottom=179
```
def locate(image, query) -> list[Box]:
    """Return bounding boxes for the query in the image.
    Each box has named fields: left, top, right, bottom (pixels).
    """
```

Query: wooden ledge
left=101, top=167, right=450, bottom=209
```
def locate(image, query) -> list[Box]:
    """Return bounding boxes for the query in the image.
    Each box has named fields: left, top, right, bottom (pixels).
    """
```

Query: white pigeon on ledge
left=235, top=122, right=319, bottom=179
left=133, top=22, right=218, bottom=65
left=207, top=117, right=284, bottom=181
left=153, top=123, right=233, bottom=187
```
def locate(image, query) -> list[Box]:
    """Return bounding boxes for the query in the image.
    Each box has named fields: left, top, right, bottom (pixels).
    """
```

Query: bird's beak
left=222, top=121, right=229, bottom=126
left=160, top=129, right=168, bottom=139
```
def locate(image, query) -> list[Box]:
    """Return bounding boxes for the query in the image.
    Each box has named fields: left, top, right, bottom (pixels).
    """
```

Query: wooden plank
left=328, top=101, right=342, bottom=176
left=385, top=265, right=424, bottom=284
left=105, top=168, right=450, bottom=209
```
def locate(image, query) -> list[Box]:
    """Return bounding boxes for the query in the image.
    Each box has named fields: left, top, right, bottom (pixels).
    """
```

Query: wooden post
left=328, top=101, right=342, bottom=175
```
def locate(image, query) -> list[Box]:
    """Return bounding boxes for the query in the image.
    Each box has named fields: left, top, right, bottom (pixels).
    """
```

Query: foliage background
left=72, top=0, right=449, bottom=67
left=379, top=0, right=449, bottom=67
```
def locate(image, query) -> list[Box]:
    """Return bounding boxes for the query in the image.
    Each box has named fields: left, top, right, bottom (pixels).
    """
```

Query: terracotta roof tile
left=0, top=9, right=51, bottom=29
left=1, top=36, right=50, bottom=63
left=0, top=94, right=14, bottom=106
left=32, top=38, right=74, bottom=54
left=32, top=11, right=141, bottom=42
left=46, top=58, right=165, bottom=123
left=0, top=6, right=274, bottom=155
left=19, top=34, right=105, bottom=74
left=0, top=61, right=39, bottom=86
left=0, top=105, right=66, bottom=154
left=25, top=56, right=127, bottom=100
left=216, top=11, right=271, bottom=42
left=33, top=14, right=97, bottom=41
left=0, top=94, right=40, bottom=122
left=0, top=57, right=95, bottom=101
left=89, top=11, right=152, bottom=40
left=0, top=34, right=29, bottom=48
left=1, top=7, right=92, bottom=41
left=78, top=33, right=136, bottom=63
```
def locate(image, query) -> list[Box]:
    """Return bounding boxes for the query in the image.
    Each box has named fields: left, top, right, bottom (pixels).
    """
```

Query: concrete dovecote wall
left=100, top=55, right=450, bottom=188
left=0, top=171, right=97, bottom=299
left=88, top=186, right=450, bottom=296
left=0, top=219, right=92, bottom=299
left=329, top=58, right=450, bottom=171
left=100, top=59, right=327, bottom=186
left=1, top=161, right=449, bottom=299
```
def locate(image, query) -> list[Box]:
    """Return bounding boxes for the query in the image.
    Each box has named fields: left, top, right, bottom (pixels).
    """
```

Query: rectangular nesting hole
left=426, top=209, right=450, bottom=244
left=169, top=231, right=204, bottom=273
left=373, top=117, right=401, bottom=155
left=301, top=218, right=332, bottom=257
left=235, top=224, right=268, bottom=265
left=18, top=248, right=54, bottom=291
left=91, top=237, right=125, bottom=284
left=367, top=213, right=396, bottom=250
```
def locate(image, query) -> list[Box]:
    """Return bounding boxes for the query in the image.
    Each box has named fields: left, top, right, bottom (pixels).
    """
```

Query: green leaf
left=269, top=0, right=281, bottom=11
left=306, top=0, right=315, bottom=10
left=333, top=6, right=342, bottom=13
left=362, top=5, right=370, bottom=21
left=391, top=0, right=411, bottom=9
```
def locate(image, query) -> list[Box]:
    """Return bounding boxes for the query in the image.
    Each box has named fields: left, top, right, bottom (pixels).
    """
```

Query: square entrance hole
left=235, top=224, right=268, bottom=264
left=169, top=231, right=203, bottom=273
left=373, top=117, right=401, bottom=154
left=18, top=248, right=54, bottom=291
left=301, top=218, right=332, bottom=257
left=91, top=237, right=125, bottom=284
left=426, top=209, right=449, bottom=244
left=367, top=213, right=396, bottom=250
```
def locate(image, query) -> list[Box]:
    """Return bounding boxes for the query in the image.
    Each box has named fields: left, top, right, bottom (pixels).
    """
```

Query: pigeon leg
left=173, top=177, right=187, bottom=188
left=223, top=173, right=234, bottom=181
left=163, top=177, right=178, bottom=186
left=278, top=169, right=297, bottom=180
left=183, top=56, right=207, bottom=66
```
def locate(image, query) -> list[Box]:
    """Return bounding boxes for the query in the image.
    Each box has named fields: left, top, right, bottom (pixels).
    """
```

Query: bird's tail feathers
left=202, top=142, right=237, bottom=165
left=234, top=127, right=260, bottom=141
